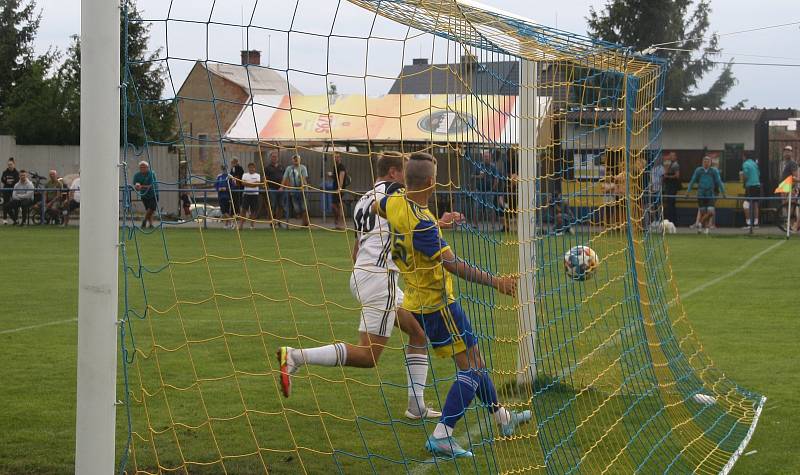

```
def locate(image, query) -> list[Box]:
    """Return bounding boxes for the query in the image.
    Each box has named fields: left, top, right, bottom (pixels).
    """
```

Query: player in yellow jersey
left=377, top=152, right=532, bottom=458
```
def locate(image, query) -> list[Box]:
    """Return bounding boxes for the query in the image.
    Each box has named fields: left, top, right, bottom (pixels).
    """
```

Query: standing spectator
left=740, top=152, right=761, bottom=229
left=686, top=155, right=725, bottom=234
left=779, top=146, right=799, bottom=233
left=264, top=151, right=285, bottom=225
left=780, top=145, right=797, bottom=180
left=133, top=161, right=159, bottom=229
left=10, top=169, right=34, bottom=225
left=473, top=151, right=499, bottom=228
left=63, top=176, right=81, bottom=226
left=331, top=151, right=350, bottom=230
left=662, top=155, right=681, bottom=223
left=214, top=165, right=233, bottom=229
left=2, top=158, right=19, bottom=224
left=229, top=158, right=245, bottom=216
left=281, top=154, right=310, bottom=228
left=239, top=162, right=261, bottom=230
left=44, top=170, right=66, bottom=224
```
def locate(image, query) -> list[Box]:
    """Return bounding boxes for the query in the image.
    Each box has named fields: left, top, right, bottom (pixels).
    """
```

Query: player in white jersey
left=277, top=152, right=463, bottom=420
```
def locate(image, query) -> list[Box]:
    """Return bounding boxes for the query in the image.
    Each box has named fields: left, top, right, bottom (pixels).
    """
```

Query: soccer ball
left=564, top=245, right=599, bottom=281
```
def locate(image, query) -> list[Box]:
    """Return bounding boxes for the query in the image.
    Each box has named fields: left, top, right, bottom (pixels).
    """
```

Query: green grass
left=0, top=228, right=797, bottom=474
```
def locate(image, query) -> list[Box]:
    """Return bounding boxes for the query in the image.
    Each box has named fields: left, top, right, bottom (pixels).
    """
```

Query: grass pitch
left=0, top=227, right=797, bottom=474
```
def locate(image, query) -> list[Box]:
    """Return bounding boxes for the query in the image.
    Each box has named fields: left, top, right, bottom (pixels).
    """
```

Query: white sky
left=35, top=0, right=800, bottom=108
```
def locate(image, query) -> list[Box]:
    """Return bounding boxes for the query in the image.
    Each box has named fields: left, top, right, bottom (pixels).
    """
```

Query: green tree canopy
left=0, top=0, right=41, bottom=133
left=123, top=0, right=175, bottom=147
left=588, top=0, right=739, bottom=108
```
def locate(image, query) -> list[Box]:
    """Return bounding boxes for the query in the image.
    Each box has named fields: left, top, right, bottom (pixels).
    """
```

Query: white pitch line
left=681, top=240, right=785, bottom=300
left=0, top=318, right=77, bottom=335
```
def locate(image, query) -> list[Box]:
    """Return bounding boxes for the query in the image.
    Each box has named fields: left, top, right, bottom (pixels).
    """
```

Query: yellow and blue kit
left=379, top=191, right=477, bottom=357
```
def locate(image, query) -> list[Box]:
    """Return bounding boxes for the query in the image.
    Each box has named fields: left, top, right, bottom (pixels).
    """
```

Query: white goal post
left=516, top=58, right=538, bottom=386
left=74, top=0, right=120, bottom=473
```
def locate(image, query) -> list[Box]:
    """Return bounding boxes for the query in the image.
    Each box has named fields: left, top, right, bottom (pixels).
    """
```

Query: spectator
left=473, top=151, right=499, bottom=228
left=239, top=162, right=261, bottom=230
left=331, top=151, right=350, bottom=230
left=780, top=146, right=800, bottom=233
left=264, top=151, right=285, bottom=225
left=322, top=171, right=336, bottom=215
left=132, top=161, right=159, bottom=229
left=63, top=176, right=81, bottom=226
left=549, top=193, right=575, bottom=235
left=2, top=158, right=19, bottom=224
left=662, top=155, right=681, bottom=223
left=179, top=193, right=192, bottom=222
left=44, top=169, right=66, bottom=225
left=9, top=169, right=34, bottom=225
left=740, top=152, right=761, bottom=229
left=281, top=154, right=310, bottom=227
left=214, top=164, right=233, bottom=229
left=780, top=145, right=797, bottom=180
left=229, top=158, right=245, bottom=216
left=686, top=156, right=725, bottom=234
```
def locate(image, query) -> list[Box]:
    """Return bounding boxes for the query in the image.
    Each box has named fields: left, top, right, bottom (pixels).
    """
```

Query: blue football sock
left=440, top=370, right=480, bottom=429
left=476, top=371, right=500, bottom=414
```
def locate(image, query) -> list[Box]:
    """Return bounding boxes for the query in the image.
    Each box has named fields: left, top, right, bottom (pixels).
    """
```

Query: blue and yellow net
left=118, top=1, right=764, bottom=473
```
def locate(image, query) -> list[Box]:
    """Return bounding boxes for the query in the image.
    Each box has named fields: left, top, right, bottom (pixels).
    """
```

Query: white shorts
left=349, top=268, right=404, bottom=338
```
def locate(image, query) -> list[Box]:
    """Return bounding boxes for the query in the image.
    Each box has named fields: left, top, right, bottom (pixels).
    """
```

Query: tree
left=0, top=0, right=41, bottom=133
left=588, top=0, right=739, bottom=108
left=5, top=34, right=79, bottom=145
left=123, top=0, right=175, bottom=147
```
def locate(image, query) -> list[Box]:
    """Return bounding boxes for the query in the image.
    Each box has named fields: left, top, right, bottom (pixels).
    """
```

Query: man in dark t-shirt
left=132, top=161, right=159, bottom=229
left=662, top=155, right=681, bottom=223
left=229, top=158, right=245, bottom=216
left=331, top=152, right=349, bottom=230
left=2, top=158, right=20, bottom=224
left=264, top=151, right=285, bottom=222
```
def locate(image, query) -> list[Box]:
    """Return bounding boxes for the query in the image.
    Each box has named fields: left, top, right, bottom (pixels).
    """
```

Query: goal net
left=118, top=0, right=764, bottom=473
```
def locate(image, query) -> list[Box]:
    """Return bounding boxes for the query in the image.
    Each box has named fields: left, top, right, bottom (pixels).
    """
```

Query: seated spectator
left=179, top=193, right=192, bottom=222
left=547, top=194, right=575, bottom=235
left=44, top=169, right=66, bottom=224
left=10, top=169, right=34, bottom=225
left=62, top=176, right=81, bottom=226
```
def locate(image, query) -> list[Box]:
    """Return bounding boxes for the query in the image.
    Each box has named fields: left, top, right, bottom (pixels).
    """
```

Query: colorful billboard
left=225, top=94, right=520, bottom=143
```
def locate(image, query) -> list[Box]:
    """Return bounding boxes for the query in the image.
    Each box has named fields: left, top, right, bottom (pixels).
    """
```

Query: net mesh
left=118, top=0, right=764, bottom=473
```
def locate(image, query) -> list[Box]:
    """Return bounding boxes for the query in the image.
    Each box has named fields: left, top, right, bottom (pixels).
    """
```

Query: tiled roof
left=388, top=60, right=520, bottom=96
left=205, top=62, right=302, bottom=96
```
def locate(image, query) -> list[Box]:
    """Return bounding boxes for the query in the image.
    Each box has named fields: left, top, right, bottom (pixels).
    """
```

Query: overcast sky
left=33, top=0, right=800, bottom=108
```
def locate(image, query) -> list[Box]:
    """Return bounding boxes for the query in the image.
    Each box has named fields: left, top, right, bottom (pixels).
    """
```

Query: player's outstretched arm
left=439, top=248, right=517, bottom=297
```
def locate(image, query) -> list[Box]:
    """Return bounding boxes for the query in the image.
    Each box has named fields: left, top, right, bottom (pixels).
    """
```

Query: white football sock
left=405, top=353, right=429, bottom=414
left=432, top=423, right=453, bottom=439
left=293, top=343, right=347, bottom=367
left=493, top=406, right=511, bottom=426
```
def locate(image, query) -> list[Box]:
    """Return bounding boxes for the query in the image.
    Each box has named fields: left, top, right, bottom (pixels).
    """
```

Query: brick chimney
left=241, top=50, right=261, bottom=66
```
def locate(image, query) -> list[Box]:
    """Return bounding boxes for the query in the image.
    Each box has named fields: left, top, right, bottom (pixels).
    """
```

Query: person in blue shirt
left=214, top=165, right=233, bottom=228
left=472, top=151, right=500, bottom=229
left=685, top=155, right=725, bottom=234
left=740, top=152, right=761, bottom=229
